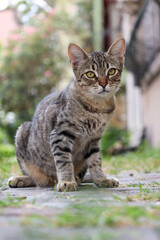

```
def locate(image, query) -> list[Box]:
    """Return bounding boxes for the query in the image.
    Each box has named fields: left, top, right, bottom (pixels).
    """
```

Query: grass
left=0, top=143, right=19, bottom=186
left=127, top=190, right=160, bottom=202
left=102, top=144, right=160, bottom=174
left=126, top=183, right=160, bottom=202
left=113, top=183, right=160, bottom=202
left=0, top=193, right=27, bottom=207
left=122, top=182, right=160, bottom=188
left=56, top=205, right=160, bottom=227
left=20, top=204, right=160, bottom=228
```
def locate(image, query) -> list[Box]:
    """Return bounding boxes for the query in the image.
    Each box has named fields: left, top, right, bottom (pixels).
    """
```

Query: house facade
left=118, top=0, right=160, bottom=147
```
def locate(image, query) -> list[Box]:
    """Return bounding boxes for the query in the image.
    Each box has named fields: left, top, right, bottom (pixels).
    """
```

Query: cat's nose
left=98, top=78, right=108, bottom=88
left=99, top=82, right=107, bottom=88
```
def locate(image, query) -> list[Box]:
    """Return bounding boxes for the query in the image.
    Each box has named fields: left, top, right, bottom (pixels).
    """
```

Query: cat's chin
left=97, top=92, right=113, bottom=99
left=86, top=92, right=113, bottom=101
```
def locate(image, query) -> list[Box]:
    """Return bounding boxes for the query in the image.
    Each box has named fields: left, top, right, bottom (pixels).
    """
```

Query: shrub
left=101, top=127, right=130, bottom=156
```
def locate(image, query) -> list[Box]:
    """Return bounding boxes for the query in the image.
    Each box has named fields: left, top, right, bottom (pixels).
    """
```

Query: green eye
left=86, top=71, right=95, bottom=78
left=108, top=68, right=116, bottom=75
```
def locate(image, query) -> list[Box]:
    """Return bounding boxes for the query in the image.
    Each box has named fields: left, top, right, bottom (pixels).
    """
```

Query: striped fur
left=9, top=38, right=125, bottom=191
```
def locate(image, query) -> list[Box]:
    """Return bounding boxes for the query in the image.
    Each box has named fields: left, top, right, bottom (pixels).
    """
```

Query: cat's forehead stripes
left=92, top=63, right=97, bottom=71
left=90, top=52, right=109, bottom=69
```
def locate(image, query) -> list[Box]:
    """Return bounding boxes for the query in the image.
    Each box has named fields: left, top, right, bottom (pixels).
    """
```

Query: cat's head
left=68, top=38, right=125, bottom=98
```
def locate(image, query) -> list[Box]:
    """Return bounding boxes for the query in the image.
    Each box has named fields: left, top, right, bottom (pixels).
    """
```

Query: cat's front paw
left=8, top=176, right=25, bottom=188
left=57, top=181, right=77, bottom=192
left=96, top=178, right=119, bottom=188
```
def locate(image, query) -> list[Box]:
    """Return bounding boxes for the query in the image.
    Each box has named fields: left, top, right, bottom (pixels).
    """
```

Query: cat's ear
left=68, top=43, right=88, bottom=68
left=107, top=38, right=126, bottom=63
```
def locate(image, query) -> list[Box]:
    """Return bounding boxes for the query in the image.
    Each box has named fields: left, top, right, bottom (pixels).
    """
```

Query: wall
left=142, top=75, right=160, bottom=147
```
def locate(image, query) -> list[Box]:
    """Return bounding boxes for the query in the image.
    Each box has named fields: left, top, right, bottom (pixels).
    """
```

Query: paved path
left=0, top=172, right=160, bottom=240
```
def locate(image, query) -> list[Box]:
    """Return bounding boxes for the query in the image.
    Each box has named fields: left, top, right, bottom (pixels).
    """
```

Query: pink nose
left=98, top=78, right=108, bottom=88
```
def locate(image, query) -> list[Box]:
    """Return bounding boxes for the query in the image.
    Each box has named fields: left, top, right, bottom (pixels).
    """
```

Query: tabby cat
left=9, top=38, right=126, bottom=191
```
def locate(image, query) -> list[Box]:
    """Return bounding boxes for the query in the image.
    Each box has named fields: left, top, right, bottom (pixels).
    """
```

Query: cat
left=9, top=37, right=126, bottom=191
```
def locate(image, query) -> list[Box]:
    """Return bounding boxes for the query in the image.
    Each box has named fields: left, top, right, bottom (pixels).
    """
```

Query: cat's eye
left=108, top=68, right=116, bottom=75
left=86, top=71, right=96, bottom=78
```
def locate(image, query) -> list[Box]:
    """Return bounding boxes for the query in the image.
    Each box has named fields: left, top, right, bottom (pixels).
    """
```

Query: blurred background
left=0, top=0, right=160, bottom=155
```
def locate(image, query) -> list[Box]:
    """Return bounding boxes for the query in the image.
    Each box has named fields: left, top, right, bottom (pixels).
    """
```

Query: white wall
left=126, top=72, right=144, bottom=147
left=142, top=75, right=160, bottom=147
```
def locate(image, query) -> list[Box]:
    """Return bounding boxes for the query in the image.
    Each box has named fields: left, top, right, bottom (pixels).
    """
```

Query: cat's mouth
left=99, top=89, right=110, bottom=94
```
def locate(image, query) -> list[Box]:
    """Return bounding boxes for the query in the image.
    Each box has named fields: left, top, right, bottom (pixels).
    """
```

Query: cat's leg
left=84, top=140, right=119, bottom=188
left=50, top=129, right=77, bottom=191
left=8, top=176, right=35, bottom=188
left=75, top=165, right=88, bottom=185
left=9, top=163, right=56, bottom=188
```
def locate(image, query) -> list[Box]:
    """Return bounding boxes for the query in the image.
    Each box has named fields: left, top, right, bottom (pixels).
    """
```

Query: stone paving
left=0, top=172, right=160, bottom=240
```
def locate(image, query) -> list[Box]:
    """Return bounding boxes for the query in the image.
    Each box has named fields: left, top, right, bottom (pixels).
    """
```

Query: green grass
left=0, top=144, right=15, bottom=158
left=56, top=204, right=160, bottom=227
left=0, top=143, right=19, bottom=186
left=123, top=182, right=160, bottom=188
left=0, top=193, right=27, bottom=207
left=113, top=183, right=160, bottom=202
left=126, top=183, right=160, bottom=202
left=127, top=190, right=160, bottom=202
left=8, top=202, right=158, bottom=228
left=56, top=183, right=160, bottom=227
left=21, top=204, right=159, bottom=228
left=102, top=144, right=160, bottom=174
